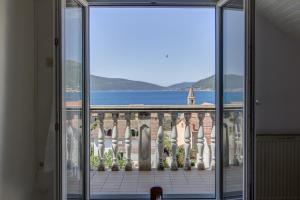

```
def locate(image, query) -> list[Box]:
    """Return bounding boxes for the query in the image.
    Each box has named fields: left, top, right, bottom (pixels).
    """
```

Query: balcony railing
left=86, top=104, right=243, bottom=171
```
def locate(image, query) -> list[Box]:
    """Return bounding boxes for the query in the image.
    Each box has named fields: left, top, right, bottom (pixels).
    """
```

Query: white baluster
left=66, top=122, right=73, bottom=170
left=238, top=111, right=244, bottom=165
left=233, top=112, right=240, bottom=166
left=125, top=112, right=132, bottom=171
left=138, top=112, right=151, bottom=171
left=210, top=113, right=216, bottom=170
left=98, top=113, right=105, bottom=171
left=157, top=112, right=164, bottom=170
left=223, top=123, right=229, bottom=167
left=111, top=113, right=119, bottom=171
left=197, top=113, right=205, bottom=170
left=184, top=113, right=191, bottom=170
left=170, top=112, right=178, bottom=171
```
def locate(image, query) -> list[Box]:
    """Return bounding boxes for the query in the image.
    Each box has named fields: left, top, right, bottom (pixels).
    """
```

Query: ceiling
left=256, top=0, right=300, bottom=40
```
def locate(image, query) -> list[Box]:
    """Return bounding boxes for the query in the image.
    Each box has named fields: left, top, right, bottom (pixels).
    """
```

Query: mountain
left=65, top=60, right=243, bottom=91
left=192, top=74, right=243, bottom=91
left=65, top=60, right=82, bottom=90
left=90, top=74, right=243, bottom=91
left=167, top=82, right=195, bottom=90
left=222, top=74, right=244, bottom=91
left=192, top=75, right=215, bottom=90
left=90, top=75, right=166, bottom=90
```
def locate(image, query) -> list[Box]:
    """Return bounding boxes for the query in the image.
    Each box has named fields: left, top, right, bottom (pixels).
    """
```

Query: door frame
left=55, top=0, right=256, bottom=199
left=217, top=1, right=256, bottom=199
left=56, top=0, right=89, bottom=199
left=215, top=4, right=223, bottom=199
left=244, top=0, right=255, bottom=199
left=216, top=1, right=245, bottom=199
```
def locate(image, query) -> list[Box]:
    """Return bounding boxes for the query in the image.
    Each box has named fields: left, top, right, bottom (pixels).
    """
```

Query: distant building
left=187, top=87, right=196, bottom=105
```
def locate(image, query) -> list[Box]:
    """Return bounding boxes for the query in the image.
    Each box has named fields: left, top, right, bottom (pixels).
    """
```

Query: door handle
left=255, top=99, right=262, bottom=105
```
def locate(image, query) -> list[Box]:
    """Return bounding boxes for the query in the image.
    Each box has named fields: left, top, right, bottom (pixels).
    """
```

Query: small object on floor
left=150, top=186, right=163, bottom=200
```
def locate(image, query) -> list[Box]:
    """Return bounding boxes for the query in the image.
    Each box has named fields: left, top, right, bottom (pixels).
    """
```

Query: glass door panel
left=222, top=0, right=245, bottom=198
left=62, top=0, right=85, bottom=199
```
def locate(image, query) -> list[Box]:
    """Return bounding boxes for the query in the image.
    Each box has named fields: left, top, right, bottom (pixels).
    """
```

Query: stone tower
left=187, top=87, right=196, bottom=105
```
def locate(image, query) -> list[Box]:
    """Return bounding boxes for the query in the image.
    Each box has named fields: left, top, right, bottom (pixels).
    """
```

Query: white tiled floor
left=90, top=169, right=215, bottom=194
left=68, top=166, right=243, bottom=196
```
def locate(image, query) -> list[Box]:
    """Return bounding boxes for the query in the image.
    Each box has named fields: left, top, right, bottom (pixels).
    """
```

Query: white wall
left=0, top=0, right=36, bottom=199
left=34, top=0, right=55, bottom=199
left=255, top=13, right=300, bottom=132
left=4, top=1, right=300, bottom=199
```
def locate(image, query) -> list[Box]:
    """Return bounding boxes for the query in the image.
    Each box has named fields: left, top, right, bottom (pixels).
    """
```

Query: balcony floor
left=68, top=166, right=242, bottom=196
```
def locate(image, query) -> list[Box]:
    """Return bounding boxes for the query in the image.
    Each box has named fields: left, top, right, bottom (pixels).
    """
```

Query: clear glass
left=89, top=7, right=216, bottom=198
left=63, top=0, right=84, bottom=198
left=222, top=3, right=245, bottom=197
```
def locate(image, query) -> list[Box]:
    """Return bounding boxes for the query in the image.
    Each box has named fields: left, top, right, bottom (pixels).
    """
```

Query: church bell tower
left=187, top=87, right=196, bottom=105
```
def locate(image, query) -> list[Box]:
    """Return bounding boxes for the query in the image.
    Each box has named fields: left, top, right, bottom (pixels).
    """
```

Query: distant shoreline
left=66, top=89, right=243, bottom=93
left=91, top=89, right=214, bottom=92
left=65, top=90, right=243, bottom=105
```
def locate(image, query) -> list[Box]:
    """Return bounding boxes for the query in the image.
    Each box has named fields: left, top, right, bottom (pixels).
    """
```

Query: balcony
left=67, top=104, right=243, bottom=197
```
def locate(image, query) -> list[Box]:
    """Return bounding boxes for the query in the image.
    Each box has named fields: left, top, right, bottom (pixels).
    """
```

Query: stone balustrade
left=66, top=104, right=243, bottom=171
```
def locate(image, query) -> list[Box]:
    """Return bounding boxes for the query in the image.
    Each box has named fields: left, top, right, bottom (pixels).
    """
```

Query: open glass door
left=57, top=0, right=250, bottom=199
left=219, top=0, right=245, bottom=198
left=60, top=0, right=88, bottom=199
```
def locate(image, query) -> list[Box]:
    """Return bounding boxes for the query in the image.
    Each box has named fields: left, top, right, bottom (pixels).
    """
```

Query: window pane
left=222, top=1, right=245, bottom=197
left=63, top=0, right=84, bottom=198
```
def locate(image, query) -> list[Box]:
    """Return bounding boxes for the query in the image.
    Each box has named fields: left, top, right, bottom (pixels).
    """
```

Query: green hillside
left=90, top=75, right=165, bottom=90
left=65, top=60, right=82, bottom=90
left=64, top=60, right=243, bottom=91
left=193, top=74, right=243, bottom=91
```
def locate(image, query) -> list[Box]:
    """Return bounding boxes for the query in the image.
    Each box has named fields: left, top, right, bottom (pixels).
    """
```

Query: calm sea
left=64, top=90, right=243, bottom=105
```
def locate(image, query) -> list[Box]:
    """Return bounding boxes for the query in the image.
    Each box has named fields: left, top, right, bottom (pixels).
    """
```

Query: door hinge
left=55, top=123, right=60, bottom=131
left=55, top=38, right=59, bottom=46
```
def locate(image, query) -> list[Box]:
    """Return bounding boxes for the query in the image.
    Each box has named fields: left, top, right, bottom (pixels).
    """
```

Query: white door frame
left=55, top=0, right=255, bottom=199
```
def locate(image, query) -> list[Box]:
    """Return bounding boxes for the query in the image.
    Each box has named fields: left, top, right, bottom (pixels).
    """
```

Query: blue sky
left=65, top=7, right=82, bottom=65
left=89, top=7, right=244, bottom=86
left=90, top=7, right=215, bottom=86
left=223, top=9, right=245, bottom=76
